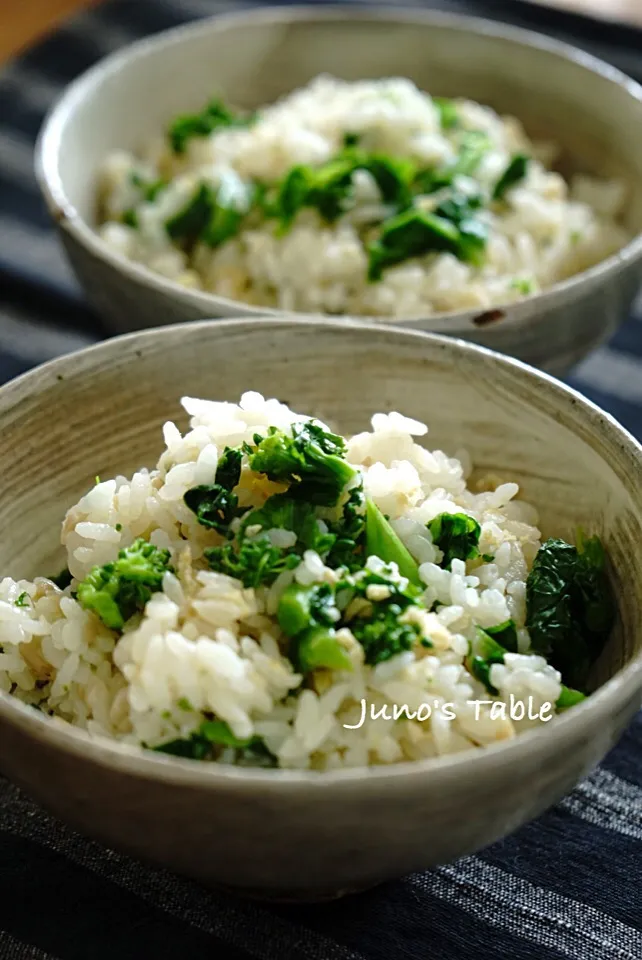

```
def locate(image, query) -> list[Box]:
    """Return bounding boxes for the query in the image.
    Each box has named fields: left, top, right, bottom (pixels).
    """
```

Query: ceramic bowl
left=35, top=6, right=642, bottom=375
left=0, top=318, right=641, bottom=902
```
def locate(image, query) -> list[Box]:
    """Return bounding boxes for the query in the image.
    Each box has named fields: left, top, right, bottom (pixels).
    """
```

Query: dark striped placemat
left=0, top=3, right=640, bottom=958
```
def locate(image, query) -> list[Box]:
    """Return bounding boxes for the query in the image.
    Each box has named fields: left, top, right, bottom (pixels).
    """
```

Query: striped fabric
left=0, top=2, right=640, bottom=956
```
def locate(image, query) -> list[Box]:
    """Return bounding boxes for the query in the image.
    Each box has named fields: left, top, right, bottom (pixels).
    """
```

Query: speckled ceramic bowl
left=35, top=6, right=642, bottom=374
left=0, top=318, right=640, bottom=902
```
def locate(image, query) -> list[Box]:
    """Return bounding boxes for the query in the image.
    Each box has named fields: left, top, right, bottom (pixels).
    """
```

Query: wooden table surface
left=0, top=0, right=640, bottom=64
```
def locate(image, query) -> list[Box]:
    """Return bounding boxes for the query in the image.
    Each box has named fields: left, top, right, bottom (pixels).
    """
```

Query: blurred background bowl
left=0, top=318, right=641, bottom=902
left=35, top=5, right=642, bottom=373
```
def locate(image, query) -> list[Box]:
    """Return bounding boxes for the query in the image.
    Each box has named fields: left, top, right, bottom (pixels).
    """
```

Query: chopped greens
left=466, top=625, right=508, bottom=694
left=448, top=131, right=491, bottom=180
left=296, top=626, right=353, bottom=673
left=325, top=482, right=366, bottom=571
left=511, top=277, right=535, bottom=295
left=121, top=208, right=138, bottom=229
left=154, top=718, right=261, bottom=759
left=165, top=183, right=214, bottom=246
left=367, top=204, right=487, bottom=281
left=183, top=441, right=244, bottom=533
left=278, top=581, right=339, bottom=637
left=165, top=176, right=256, bottom=249
left=276, top=562, right=426, bottom=668
left=277, top=582, right=352, bottom=673
left=493, top=153, right=530, bottom=200
left=484, top=618, right=518, bottom=653
left=15, top=592, right=30, bottom=607
left=242, top=493, right=335, bottom=556
left=427, top=512, right=482, bottom=568
left=130, top=171, right=166, bottom=203
left=347, top=565, right=425, bottom=665
left=415, top=131, right=491, bottom=195
left=215, top=446, right=243, bottom=490
left=199, top=426, right=359, bottom=588
left=364, top=498, right=422, bottom=586
left=183, top=484, right=241, bottom=534
left=433, top=97, right=459, bottom=130
left=525, top=532, right=615, bottom=689
left=168, top=97, right=254, bottom=154
left=272, top=149, right=416, bottom=230
left=556, top=685, right=586, bottom=710
left=205, top=536, right=300, bottom=589
left=76, top=539, right=172, bottom=630
left=247, top=421, right=357, bottom=506
left=201, top=172, right=257, bottom=247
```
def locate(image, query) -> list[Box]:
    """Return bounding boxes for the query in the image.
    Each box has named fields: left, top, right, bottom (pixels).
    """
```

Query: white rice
left=0, top=393, right=565, bottom=769
left=97, top=75, right=628, bottom=317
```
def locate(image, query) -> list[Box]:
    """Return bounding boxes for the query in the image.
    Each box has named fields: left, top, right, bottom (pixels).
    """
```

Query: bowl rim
left=0, top=315, right=641, bottom=790
left=35, top=3, right=642, bottom=334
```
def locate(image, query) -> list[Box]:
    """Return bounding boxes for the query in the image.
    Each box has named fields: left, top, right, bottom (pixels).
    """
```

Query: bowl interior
left=1, top=320, right=641, bottom=693
left=46, top=8, right=642, bottom=237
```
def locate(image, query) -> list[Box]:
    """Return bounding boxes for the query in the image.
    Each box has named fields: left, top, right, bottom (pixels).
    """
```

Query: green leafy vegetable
left=367, top=204, right=487, bottom=281
left=272, top=149, right=417, bottom=230
left=130, top=171, right=166, bottom=202
left=183, top=484, right=241, bottom=534
left=484, top=618, right=518, bottom=653
left=168, top=97, right=254, bottom=154
left=433, top=190, right=483, bottom=222
left=466, top=625, right=507, bottom=694
left=248, top=421, right=357, bottom=506
left=368, top=208, right=458, bottom=280
left=365, top=498, right=422, bottom=586
left=493, top=153, right=530, bottom=200
left=277, top=582, right=339, bottom=637
left=427, top=512, right=482, bottom=568
left=76, top=539, right=172, bottom=630
left=296, top=626, right=353, bottom=673
left=346, top=565, right=425, bottom=665
left=154, top=718, right=259, bottom=759
left=202, top=428, right=358, bottom=588
left=242, top=493, right=335, bottom=556
left=215, top=447, right=242, bottom=490
left=325, top=482, right=367, bottom=571
left=15, top=592, right=30, bottom=607
left=434, top=97, right=459, bottom=130
left=182, top=445, right=242, bottom=533
left=50, top=568, right=73, bottom=590
left=556, top=685, right=586, bottom=710
left=165, top=183, right=215, bottom=246
left=511, top=277, right=535, bottom=295
left=165, top=176, right=255, bottom=249
left=199, top=719, right=255, bottom=747
left=200, top=173, right=257, bottom=247
left=121, top=209, right=138, bottom=228
left=450, top=131, right=491, bottom=179
left=277, top=582, right=351, bottom=673
left=416, top=131, right=491, bottom=195
left=205, top=537, right=300, bottom=589
left=525, top=533, right=615, bottom=689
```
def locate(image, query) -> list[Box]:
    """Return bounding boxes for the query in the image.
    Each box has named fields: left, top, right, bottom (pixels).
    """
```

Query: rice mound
left=0, top=393, right=564, bottom=770
left=98, top=75, right=628, bottom=317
